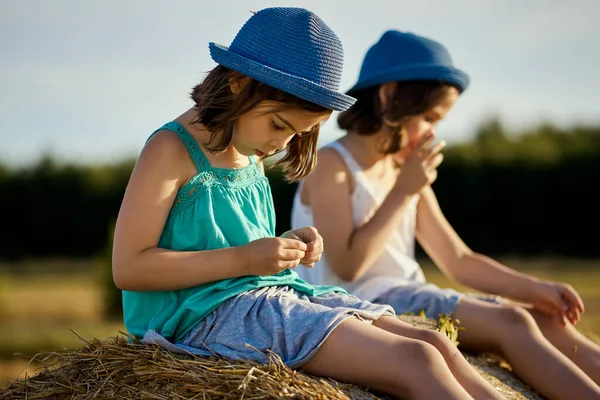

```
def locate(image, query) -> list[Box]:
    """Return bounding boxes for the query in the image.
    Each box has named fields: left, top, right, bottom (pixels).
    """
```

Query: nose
left=271, top=133, right=295, bottom=152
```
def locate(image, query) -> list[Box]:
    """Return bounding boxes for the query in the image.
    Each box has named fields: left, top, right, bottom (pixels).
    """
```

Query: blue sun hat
left=348, top=30, right=470, bottom=93
left=209, top=7, right=356, bottom=111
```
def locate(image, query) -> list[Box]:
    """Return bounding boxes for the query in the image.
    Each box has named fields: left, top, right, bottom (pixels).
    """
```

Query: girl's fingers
left=280, top=238, right=308, bottom=251
left=427, top=153, right=444, bottom=170
left=421, top=140, right=446, bottom=160
left=554, top=311, right=567, bottom=327
left=284, top=261, right=302, bottom=269
left=301, top=253, right=322, bottom=265
left=535, top=302, right=555, bottom=316
left=562, top=287, right=585, bottom=315
left=567, top=306, right=581, bottom=324
left=411, top=134, right=435, bottom=156
left=281, top=249, right=306, bottom=261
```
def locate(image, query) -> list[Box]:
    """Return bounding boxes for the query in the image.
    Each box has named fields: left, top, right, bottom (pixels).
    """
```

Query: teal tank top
left=122, top=122, right=344, bottom=343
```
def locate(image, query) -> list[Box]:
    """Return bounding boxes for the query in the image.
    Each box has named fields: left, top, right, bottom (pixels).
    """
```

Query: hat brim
left=347, top=64, right=470, bottom=94
left=209, top=43, right=356, bottom=112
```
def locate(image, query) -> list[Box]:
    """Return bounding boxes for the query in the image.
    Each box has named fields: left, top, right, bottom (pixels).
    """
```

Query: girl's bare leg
left=453, top=298, right=600, bottom=400
left=372, top=316, right=504, bottom=399
left=300, top=317, right=475, bottom=399
left=527, top=308, right=600, bottom=386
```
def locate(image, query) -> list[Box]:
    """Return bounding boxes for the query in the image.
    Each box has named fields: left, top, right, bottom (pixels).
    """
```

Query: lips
left=255, top=149, right=266, bottom=157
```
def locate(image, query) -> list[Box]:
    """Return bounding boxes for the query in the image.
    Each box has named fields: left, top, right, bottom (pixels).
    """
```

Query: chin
left=233, top=145, right=254, bottom=157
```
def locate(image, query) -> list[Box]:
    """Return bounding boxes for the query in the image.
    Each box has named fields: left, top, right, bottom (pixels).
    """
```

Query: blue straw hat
left=209, top=7, right=356, bottom=111
left=348, top=30, right=470, bottom=93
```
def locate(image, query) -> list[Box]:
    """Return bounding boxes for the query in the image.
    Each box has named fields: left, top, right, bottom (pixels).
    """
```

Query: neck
left=177, top=108, right=247, bottom=167
left=342, top=127, right=392, bottom=166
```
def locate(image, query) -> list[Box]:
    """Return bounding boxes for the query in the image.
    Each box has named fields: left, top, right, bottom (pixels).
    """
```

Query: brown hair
left=337, top=81, right=457, bottom=154
left=190, top=65, right=330, bottom=181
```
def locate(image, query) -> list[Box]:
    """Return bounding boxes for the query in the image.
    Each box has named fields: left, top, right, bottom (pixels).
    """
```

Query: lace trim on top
left=156, top=122, right=266, bottom=218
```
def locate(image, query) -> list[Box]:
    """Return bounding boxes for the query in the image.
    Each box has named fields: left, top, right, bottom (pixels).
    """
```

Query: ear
left=229, top=75, right=252, bottom=95
left=377, top=81, right=397, bottom=111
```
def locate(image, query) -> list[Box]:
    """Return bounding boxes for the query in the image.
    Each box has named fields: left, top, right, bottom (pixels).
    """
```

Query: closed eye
left=297, top=127, right=317, bottom=138
left=424, top=111, right=442, bottom=124
left=272, top=120, right=286, bottom=131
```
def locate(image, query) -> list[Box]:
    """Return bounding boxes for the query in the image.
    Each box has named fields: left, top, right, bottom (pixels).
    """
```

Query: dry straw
left=0, top=331, right=386, bottom=400
left=1, top=315, right=549, bottom=400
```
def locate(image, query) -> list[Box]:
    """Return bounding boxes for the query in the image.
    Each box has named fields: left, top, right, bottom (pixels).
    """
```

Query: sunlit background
left=1, top=0, right=599, bottom=387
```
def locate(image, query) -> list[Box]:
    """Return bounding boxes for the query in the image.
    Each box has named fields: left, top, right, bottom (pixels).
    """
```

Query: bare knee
left=389, top=340, right=449, bottom=394
left=400, top=339, right=445, bottom=372
left=498, top=306, right=538, bottom=330
left=493, top=306, right=546, bottom=354
left=528, top=308, right=565, bottom=331
left=413, top=329, right=457, bottom=351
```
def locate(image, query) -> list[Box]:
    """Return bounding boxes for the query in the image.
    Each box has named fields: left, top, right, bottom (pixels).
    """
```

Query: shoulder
left=136, top=129, right=196, bottom=185
left=143, top=129, right=189, bottom=159
left=314, top=145, right=348, bottom=177
left=303, top=144, right=351, bottom=189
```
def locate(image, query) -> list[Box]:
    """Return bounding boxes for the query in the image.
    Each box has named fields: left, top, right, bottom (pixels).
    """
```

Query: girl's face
left=233, top=101, right=331, bottom=157
left=403, top=87, right=460, bottom=147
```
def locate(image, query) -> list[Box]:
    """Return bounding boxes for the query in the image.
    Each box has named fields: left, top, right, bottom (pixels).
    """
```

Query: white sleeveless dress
left=291, top=141, right=503, bottom=319
left=291, top=141, right=426, bottom=300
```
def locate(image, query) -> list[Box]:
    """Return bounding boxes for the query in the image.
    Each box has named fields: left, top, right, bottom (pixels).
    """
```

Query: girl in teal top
left=113, top=7, right=502, bottom=399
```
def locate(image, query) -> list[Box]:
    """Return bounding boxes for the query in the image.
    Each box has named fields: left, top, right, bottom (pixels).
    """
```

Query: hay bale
left=0, top=316, right=541, bottom=399
left=0, top=334, right=382, bottom=400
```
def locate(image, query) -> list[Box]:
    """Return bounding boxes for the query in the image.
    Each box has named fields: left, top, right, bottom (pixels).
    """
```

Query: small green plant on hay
left=401, top=309, right=463, bottom=345
left=437, top=313, right=464, bottom=346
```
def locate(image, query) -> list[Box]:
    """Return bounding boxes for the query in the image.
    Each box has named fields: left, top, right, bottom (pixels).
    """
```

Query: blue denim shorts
left=142, top=286, right=394, bottom=368
left=372, top=282, right=506, bottom=320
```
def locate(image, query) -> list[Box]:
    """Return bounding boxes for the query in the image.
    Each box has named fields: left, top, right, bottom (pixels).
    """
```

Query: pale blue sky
left=1, top=0, right=599, bottom=166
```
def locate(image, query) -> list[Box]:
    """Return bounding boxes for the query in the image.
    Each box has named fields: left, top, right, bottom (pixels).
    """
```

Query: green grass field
left=1, top=257, right=599, bottom=388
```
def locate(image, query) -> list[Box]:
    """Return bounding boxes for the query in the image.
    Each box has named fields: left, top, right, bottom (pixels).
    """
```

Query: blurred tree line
left=1, top=119, right=599, bottom=264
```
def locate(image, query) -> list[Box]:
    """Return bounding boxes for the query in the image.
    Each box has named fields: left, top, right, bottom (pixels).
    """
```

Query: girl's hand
left=529, top=280, right=585, bottom=326
left=242, top=237, right=307, bottom=276
left=394, top=133, right=446, bottom=195
left=280, top=226, right=323, bottom=268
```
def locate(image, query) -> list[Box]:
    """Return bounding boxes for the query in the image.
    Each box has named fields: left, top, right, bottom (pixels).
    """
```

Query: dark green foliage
left=1, top=120, right=599, bottom=261
left=97, top=219, right=122, bottom=320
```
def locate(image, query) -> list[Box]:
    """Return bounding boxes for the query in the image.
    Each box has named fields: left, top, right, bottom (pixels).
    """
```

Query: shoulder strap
left=327, top=141, right=364, bottom=177
left=148, top=121, right=211, bottom=172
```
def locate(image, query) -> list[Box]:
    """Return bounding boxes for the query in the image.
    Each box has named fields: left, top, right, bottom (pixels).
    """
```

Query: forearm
left=451, top=252, right=541, bottom=301
left=338, top=189, right=416, bottom=281
left=113, top=246, right=249, bottom=291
